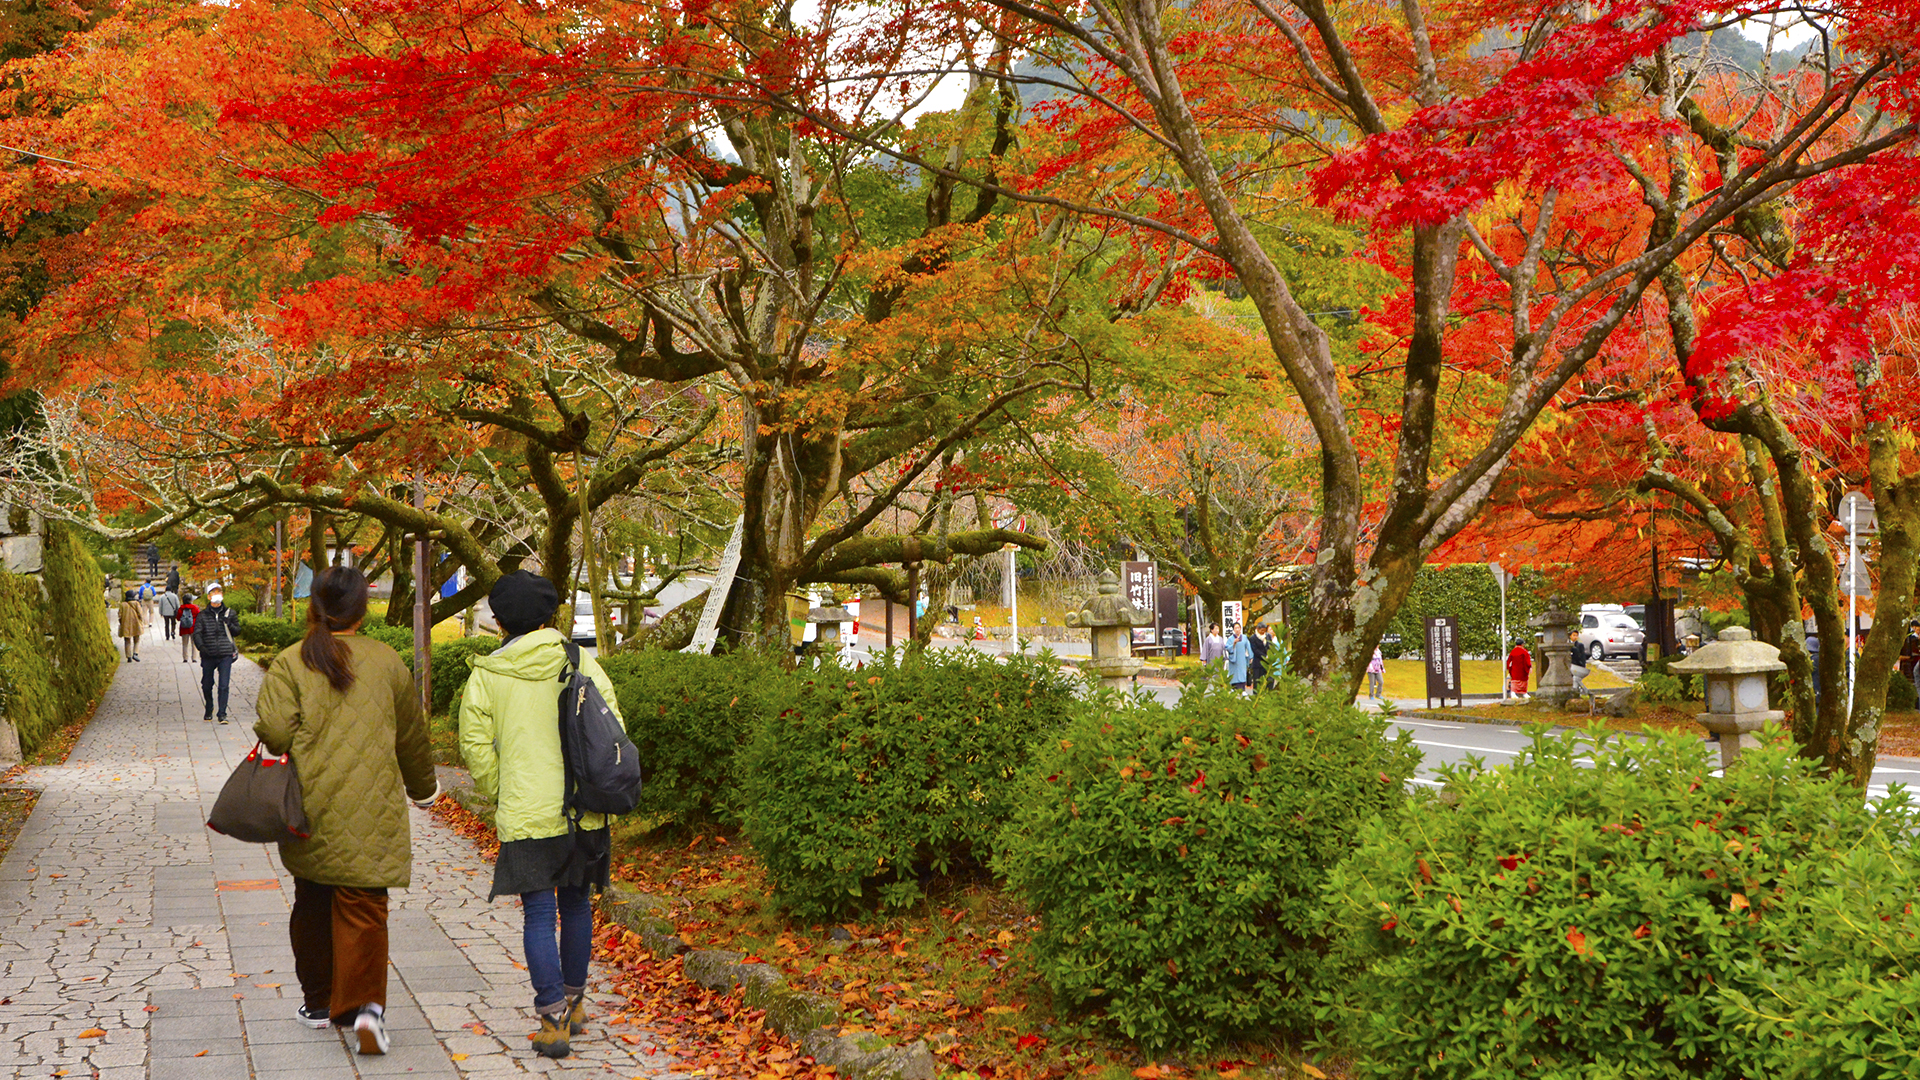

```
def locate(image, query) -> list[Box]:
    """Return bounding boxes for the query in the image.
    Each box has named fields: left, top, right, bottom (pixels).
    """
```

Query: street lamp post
left=1490, top=562, right=1510, bottom=699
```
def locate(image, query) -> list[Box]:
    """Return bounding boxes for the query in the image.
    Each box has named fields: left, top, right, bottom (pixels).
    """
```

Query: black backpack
left=556, top=643, right=642, bottom=821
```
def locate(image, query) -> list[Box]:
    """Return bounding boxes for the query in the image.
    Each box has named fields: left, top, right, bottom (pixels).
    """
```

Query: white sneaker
left=354, top=1008, right=388, bottom=1055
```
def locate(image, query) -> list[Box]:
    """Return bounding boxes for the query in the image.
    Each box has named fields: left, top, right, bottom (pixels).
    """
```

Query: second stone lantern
left=1065, top=571, right=1154, bottom=689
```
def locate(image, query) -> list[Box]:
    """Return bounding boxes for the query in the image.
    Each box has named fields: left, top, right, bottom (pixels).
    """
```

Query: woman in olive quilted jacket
left=255, top=566, right=439, bottom=1056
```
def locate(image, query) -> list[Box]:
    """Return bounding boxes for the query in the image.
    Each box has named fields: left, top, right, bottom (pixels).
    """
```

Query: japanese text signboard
left=1123, top=561, right=1158, bottom=646
left=1425, top=615, right=1462, bottom=707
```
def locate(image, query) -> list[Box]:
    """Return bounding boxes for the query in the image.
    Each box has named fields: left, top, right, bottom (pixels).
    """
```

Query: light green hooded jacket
left=458, top=627, right=622, bottom=842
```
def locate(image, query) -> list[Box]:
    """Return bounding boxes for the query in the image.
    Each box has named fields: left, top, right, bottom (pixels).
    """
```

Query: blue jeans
left=522, top=884, right=592, bottom=1013
left=200, top=655, right=234, bottom=719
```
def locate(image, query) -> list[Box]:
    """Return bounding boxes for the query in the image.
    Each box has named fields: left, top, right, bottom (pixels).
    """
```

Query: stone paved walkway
left=0, top=621, right=683, bottom=1079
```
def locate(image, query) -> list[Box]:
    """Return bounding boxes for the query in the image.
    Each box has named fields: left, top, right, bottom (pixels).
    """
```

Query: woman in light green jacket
left=256, top=566, right=438, bottom=1056
left=459, top=570, right=621, bottom=1060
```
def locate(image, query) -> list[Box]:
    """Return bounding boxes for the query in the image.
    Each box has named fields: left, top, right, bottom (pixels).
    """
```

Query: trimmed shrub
left=237, top=614, right=304, bottom=651
left=1887, top=672, right=1917, bottom=713
left=740, top=649, right=1078, bottom=920
left=1725, top=790, right=1920, bottom=1077
left=426, top=636, right=501, bottom=715
left=361, top=622, right=415, bottom=655
left=1635, top=669, right=1697, bottom=703
left=1318, top=727, right=1914, bottom=1080
left=236, top=618, right=497, bottom=714
left=1375, top=563, right=1555, bottom=659
left=996, top=681, right=1420, bottom=1051
left=599, top=649, right=796, bottom=829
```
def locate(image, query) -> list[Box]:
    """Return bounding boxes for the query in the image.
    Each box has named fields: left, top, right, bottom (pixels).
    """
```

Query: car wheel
left=1589, top=641, right=1605, bottom=662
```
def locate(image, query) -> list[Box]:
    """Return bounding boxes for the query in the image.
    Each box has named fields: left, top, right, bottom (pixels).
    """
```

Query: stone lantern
left=1669, top=626, right=1786, bottom=767
left=806, top=605, right=853, bottom=649
left=1065, top=571, right=1153, bottom=687
left=1529, top=596, right=1578, bottom=708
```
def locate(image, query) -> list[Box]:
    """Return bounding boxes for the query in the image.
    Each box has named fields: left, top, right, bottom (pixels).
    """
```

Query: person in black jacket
left=194, top=585, right=242, bottom=723
left=1247, top=625, right=1269, bottom=692
left=1567, top=630, right=1590, bottom=694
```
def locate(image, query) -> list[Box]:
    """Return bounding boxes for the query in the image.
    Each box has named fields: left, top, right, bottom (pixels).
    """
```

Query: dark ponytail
left=301, top=566, right=370, bottom=692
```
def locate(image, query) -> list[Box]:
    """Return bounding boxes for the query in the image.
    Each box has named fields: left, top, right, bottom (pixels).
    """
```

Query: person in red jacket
left=1505, top=639, right=1534, bottom=699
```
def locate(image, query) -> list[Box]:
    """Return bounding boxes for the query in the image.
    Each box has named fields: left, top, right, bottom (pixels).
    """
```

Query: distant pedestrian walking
left=1505, top=639, right=1533, bottom=698
left=460, top=570, right=624, bottom=1059
left=1366, top=647, right=1385, bottom=699
left=117, top=590, right=145, bottom=662
left=1248, top=625, right=1269, bottom=690
left=255, top=566, right=438, bottom=1055
left=177, top=593, right=200, bottom=663
left=158, top=587, right=181, bottom=640
left=1200, top=623, right=1226, bottom=669
left=1226, top=625, right=1252, bottom=691
left=1567, top=630, right=1590, bottom=694
left=144, top=541, right=160, bottom=578
left=194, top=585, right=242, bottom=723
left=138, top=578, right=157, bottom=621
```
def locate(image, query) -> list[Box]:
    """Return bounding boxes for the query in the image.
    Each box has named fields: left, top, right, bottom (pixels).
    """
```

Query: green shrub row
left=1319, top=727, right=1918, bottom=1079
left=236, top=615, right=498, bottom=715
left=596, top=649, right=795, bottom=829
left=999, top=681, right=1419, bottom=1050
left=738, top=649, right=1079, bottom=919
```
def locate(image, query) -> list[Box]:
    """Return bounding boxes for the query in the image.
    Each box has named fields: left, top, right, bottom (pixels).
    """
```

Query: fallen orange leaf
left=1302, top=1067, right=1328, bottom=1080
left=450, top=1053, right=469, bottom=1061
left=194, top=1050, right=209, bottom=1057
left=77, top=1028, right=106, bottom=1038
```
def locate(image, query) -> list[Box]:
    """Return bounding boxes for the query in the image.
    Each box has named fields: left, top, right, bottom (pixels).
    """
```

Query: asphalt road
left=1127, top=682, right=1920, bottom=802
left=758, top=630, right=1920, bottom=802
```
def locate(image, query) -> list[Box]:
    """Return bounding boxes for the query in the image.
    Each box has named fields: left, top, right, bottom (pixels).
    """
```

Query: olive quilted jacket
left=255, top=636, right=438, bottom=888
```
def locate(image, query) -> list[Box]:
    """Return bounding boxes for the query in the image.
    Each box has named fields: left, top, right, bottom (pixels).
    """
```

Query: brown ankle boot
left=532, top=1014, right=570, bottom=1059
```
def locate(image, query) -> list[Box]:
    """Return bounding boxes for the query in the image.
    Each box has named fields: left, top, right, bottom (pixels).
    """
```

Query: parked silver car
left=1579, top=610, right=1645, bottom=661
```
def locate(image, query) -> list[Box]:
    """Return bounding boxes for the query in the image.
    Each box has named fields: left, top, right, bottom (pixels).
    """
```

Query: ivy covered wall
left=0, top=523, right=116, bottom=753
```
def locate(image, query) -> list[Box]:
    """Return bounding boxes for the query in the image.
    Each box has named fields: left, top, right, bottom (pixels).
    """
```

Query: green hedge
left=424, top=636, right=502, bottom=716
left=0, top=524, right=115, bottom=753
left=1888, top=672, right=1917, bottom=713
left=740, top=649, right=1079, bottom=920
left=1319, top=727, right=1917, bottom=1080
left=598, top=649, right=796, bottom=829
left=233, top=615, right=498, bottom=715
left=1376, top=563, right=1554, bottom=659
left=237, top=614, right=304, bottom=652
left=997, top=682, right=1420, bottom=1050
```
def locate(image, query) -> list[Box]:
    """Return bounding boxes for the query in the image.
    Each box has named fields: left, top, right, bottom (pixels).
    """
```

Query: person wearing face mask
left=193, top=584, right=242, bottom=723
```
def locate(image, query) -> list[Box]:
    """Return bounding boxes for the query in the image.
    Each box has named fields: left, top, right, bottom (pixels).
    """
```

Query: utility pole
left=413, top=479, right=430, bottom=716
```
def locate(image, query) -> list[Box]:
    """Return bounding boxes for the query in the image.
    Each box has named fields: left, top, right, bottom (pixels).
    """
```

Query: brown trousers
left=289, top=877, right=389, bottom=1023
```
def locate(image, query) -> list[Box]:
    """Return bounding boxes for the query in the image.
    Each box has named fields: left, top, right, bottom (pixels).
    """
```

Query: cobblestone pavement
left=0, top=621, right=684, bottom=1079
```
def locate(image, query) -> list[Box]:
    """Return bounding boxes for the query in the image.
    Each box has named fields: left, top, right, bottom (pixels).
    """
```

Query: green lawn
left=1379, top=657, right=1626, bottom=698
